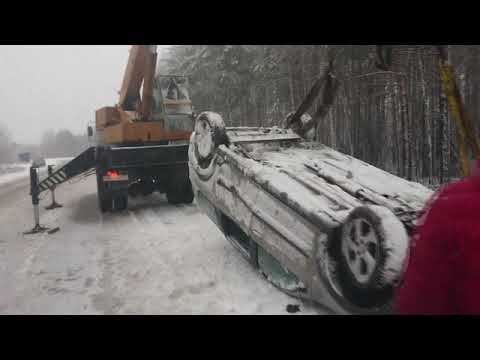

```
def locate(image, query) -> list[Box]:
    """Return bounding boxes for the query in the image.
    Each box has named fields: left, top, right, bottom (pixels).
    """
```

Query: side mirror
left=87, top=126, right=94, bottom=138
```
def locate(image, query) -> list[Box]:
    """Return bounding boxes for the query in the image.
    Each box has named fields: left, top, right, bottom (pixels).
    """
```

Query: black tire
left=96, top=171, right=112, bottom=213
left=166, top=187, right=182, bottom=205
left=330, top=206, right=409, bottom=309
left=99, top=196, right=112, bottom=213
left=180, top=177, right=194, bottom=204
left=166, top=167, right=194, bottom=205
left=112, top=194, right=128, bottom=211
left=166, top=178, right=194, bottom=204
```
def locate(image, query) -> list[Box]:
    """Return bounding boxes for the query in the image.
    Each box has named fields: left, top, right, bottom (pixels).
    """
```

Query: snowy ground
left=0, top=171, right=325, bottom=315
left=0, top=163, right=31, bottom=187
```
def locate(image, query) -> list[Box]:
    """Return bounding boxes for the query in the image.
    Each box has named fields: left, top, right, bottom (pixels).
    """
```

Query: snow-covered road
left=0, top=172, right=325, bottom=315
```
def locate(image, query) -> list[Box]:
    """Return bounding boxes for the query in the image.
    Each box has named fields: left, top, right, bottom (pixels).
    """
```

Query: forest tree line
left=161, top=45, right=480, bottom=186
left=0, top=125, right=88, bottom=163
left=37, top=129, right=89, bottom=159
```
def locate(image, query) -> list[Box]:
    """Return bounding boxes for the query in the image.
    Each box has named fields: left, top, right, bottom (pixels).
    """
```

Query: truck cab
left=152, top=75, right=195, bottom=137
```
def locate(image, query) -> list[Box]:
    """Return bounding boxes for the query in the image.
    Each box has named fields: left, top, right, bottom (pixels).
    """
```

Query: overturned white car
left=188, top=112, right=433, bottom=314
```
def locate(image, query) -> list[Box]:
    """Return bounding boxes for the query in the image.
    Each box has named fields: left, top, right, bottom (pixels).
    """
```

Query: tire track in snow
left=93, top=212, right=127, bottom=314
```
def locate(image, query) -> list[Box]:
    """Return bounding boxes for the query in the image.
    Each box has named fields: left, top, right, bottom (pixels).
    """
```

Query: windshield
left=158, top=76, right=190, bottom=101
left=156, top=75, right=192, bottom=115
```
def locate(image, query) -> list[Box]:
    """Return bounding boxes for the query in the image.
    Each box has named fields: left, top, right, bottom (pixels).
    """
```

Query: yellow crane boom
left=437, top=46, right=480, bottom=177
left=118, top=45, right=158, bottom=120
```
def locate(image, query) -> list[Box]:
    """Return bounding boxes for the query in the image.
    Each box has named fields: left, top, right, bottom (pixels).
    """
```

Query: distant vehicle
left=18, top=152, right=31, bottom=163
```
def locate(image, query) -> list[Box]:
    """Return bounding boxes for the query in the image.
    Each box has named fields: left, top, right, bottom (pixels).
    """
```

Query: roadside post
left=24, top=165, right=50, bottom=234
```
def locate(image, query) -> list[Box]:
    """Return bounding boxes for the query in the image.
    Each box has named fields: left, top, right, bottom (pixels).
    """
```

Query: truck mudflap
left=189, top=112, right=433, bottom=314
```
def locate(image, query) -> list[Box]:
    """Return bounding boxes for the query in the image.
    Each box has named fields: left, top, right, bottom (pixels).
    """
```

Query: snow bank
left=0, top=163, right=29, bottom=175
left=0, top=163, right=31, bottom=187
left=0, top=158, right=73, bottom=188
left=0, top=166, right=30, bottom=187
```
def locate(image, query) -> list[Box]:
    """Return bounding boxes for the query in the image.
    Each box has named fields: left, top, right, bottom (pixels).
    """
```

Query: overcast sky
left=0, top=45, right=170, bottom=145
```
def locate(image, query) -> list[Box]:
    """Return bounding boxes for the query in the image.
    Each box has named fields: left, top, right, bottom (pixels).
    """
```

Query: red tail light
left=106, top=170, right=119, bottom=178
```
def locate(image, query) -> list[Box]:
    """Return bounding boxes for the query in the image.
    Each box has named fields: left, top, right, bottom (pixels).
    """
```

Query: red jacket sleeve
left=396, top=198, right=458, bottom=315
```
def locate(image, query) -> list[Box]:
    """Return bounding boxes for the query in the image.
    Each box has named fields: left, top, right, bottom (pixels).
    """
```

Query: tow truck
left=27, top=45, right=195, bottom=232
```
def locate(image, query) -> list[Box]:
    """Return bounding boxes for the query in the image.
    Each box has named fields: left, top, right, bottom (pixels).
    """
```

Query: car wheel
left=190, top=112, right=228, bottom=182
left=328, top=205, right=409, bottom=310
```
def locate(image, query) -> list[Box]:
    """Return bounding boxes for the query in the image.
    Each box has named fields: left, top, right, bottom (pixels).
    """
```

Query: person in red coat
left=396, top=159, right=480, bottom=315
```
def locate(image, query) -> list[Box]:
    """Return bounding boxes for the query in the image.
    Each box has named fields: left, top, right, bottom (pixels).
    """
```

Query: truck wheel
left=113, top=194, right=128, bottom=211
left=166, top=188, right=182, bottom=205
left=96, top=171, right=112, bottom=213
left=181, top=177, right=194, bottom=204
left=330, top=205, right=409, bottom=309
left=99, top=196, right=112, bottom=213
left=166, top=167, right=194, bottom=205
left=166, top=177, right=194, bottom=205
